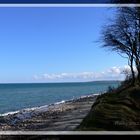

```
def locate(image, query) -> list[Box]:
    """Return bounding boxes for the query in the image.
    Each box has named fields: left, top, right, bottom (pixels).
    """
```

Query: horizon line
left=0, top=80, right=122, bottom=84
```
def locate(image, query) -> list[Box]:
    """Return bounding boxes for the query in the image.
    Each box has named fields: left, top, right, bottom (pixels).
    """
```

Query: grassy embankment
left=77, top=81, right=140, bottom=130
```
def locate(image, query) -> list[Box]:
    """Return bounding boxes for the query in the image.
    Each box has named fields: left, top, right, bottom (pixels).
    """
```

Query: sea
left=0, top=81, right=120, bottom=115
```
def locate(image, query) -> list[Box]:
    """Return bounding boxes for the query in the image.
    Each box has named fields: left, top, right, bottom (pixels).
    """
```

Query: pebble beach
left=0, top=94, right=98, bottom=131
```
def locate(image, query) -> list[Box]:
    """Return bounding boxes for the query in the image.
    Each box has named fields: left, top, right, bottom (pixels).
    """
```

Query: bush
left=107, top=86, right=115, bottom=93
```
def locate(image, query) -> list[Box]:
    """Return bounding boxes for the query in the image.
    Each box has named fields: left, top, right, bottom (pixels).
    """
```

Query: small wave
left=54, top=100, right=65, bottom=105
left=0, top=110, right=20, bottom=116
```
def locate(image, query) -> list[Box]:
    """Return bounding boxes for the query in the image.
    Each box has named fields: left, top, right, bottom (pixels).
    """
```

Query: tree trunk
left=136, top=66, right=140, bottom=84
left=134, top=56, right=140, bottom=84
left=130, top=63, right=135, bottom=86
left=129, top=53, right=135, bottom=86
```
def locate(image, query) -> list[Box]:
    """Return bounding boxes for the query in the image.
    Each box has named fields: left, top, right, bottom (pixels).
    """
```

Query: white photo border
left=0, top=3, right=140, bottom=135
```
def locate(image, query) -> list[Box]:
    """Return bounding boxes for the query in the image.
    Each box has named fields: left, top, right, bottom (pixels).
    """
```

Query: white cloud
left=33, top=65, right=135, bottom=82
left=107, top=66, right=121, bottom=74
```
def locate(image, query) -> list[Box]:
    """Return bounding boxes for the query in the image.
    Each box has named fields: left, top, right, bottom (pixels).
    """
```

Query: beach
left=0, top=94, right=98, bottom=131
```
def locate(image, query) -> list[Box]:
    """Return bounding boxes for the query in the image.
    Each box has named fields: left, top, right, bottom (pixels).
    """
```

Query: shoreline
left=0, top=93, right=100, bottom=117
left=0, top=93, right=99, bottom=131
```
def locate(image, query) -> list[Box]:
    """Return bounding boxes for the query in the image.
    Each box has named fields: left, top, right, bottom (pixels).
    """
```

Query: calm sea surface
left=0, top=81, right=120, bottom=114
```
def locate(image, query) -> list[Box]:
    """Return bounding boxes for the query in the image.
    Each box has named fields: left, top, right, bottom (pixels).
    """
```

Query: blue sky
left=0, top=7, right=128, bottom=83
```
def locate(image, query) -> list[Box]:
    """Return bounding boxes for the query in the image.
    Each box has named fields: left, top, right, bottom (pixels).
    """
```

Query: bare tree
left=102, top=7, right=140, bottom=85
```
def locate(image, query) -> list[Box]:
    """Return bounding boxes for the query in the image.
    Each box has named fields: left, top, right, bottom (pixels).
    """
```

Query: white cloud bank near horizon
left=33, top=65, right=134, bottom=82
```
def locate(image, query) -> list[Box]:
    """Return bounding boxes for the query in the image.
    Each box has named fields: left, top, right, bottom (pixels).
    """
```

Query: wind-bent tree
left=102, top=7, right=140, bottom=85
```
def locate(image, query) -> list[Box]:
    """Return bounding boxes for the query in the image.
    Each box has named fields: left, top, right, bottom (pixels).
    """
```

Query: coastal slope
left=77, top=86, right=140, bottom=130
